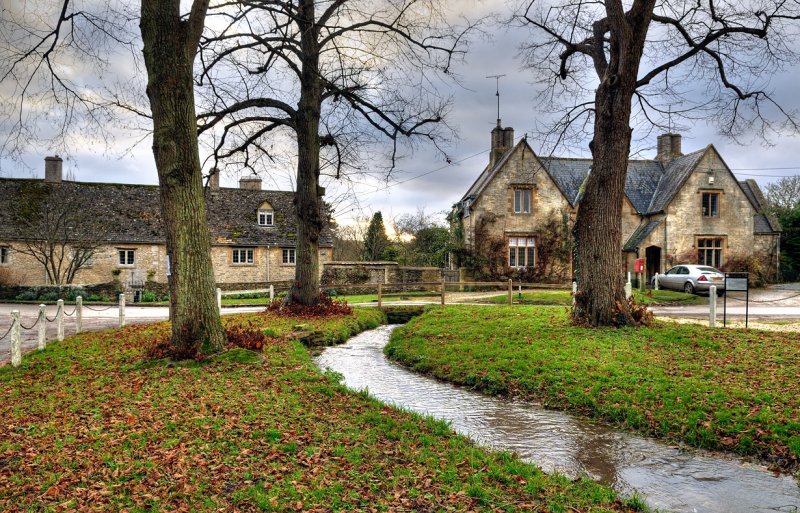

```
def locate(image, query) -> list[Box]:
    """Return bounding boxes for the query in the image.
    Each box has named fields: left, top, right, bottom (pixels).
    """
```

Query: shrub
left=15, top=289, right=38, bottom=301
left=224, top=325, right=269, bottom=351
left=141, top=291, right=158, bottom=302
left=266, top=293, right=352, bottom=317
left=147, top=323, right=276, bottom=361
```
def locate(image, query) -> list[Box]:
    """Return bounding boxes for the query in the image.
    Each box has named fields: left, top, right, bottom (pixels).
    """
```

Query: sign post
left=723, top=272, right=749, bottom=328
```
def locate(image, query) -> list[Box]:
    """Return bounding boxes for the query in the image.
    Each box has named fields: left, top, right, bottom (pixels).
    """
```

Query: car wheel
left=683, top=282, right=695, bottom=294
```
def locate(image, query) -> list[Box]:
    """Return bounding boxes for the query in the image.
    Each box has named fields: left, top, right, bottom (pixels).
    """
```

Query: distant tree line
left=332, top=210, right=452, bottom=268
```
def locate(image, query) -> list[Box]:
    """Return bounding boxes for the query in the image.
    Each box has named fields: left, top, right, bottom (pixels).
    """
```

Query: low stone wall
left=322, top=262, right=398, bottom=285
left=322, top=262, right=447, bottom=286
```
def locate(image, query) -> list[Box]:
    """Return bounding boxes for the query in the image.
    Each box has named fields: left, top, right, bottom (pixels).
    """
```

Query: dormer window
left=258, top=209, right=274, bottom=226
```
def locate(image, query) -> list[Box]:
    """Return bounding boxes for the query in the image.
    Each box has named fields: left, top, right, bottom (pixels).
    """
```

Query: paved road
left=2, top=284, right=797, bottom=365
left=652, top=283, right=800, bottom=320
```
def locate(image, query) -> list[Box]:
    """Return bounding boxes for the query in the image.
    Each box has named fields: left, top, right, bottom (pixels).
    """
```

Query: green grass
left=475, top=289, right=703, bottom=306
left=0, top=308, right=641, bottom=512
left=386, top=306, right=800, bottom=472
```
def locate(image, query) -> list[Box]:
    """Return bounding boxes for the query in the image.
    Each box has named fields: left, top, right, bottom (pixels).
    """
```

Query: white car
left=654, top=264, right=726, bottom=294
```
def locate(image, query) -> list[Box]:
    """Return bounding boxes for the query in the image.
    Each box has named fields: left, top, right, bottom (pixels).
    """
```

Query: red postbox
left=634, top=258, right=645, bottom=273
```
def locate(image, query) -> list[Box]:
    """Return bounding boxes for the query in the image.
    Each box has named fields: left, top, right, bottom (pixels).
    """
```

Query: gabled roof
left=459, top=139, right=781, bottom=238
left=739, top=179, right=782, bottom=233
left=461, top=139, right=534, bottom=203
left=623, top=219, right=663, bottom=252
left=646, top=149, right=706, bottom=213
left=0, top=179, right=333, bottom=247
left=536, top=158, right=589, bottom=207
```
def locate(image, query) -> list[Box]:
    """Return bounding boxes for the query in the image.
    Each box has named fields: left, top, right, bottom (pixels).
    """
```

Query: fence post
left=441, top=278, right=446, bottom=305
left=377, top=283, right=383, bottom=308
left=709, top=286, right=717, bottom=328
left=38, top=304, right=46, bottom=350
left=56, top=299, right=64, bottom=342
left=654, top=273, right=660, bottom=291
left=75, top=296, right=83, bottom=334
left=572, top=281, right=577, bottom=306
left=216, top=287, right=222, bottom=314
left=624, top=281, right=632, bottom=300
left=119, top=294, right=126, bottom=327
left=508, top=279, right=513, bottom=305
left=269, top=284, right=274, bottom=302
left=11, top=310, right=21, bottom=368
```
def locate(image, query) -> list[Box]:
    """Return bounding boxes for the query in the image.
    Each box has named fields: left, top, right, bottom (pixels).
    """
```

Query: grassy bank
left=0, top=308, right=640, bottom=512
left=474, top=289, right=703, bottom=306
left=385, top=306, right=800, bottom=472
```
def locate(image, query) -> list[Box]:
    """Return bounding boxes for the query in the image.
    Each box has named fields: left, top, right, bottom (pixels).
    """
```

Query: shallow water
left=314, top=325, right=800, bottom=513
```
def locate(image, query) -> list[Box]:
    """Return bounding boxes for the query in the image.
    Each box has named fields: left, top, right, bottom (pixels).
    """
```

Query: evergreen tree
left=363, top=212, right=391, bottom=261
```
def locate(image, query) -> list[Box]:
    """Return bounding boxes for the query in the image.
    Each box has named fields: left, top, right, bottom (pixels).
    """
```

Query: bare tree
left=515, top=0, right=800, bottom=326
left=765, top=175, right=800, bottom=213
left=1, top=1, right=225, bottom=354
left=13, top=183, right=106, bottom=286
left=332, top=222, right=367, bottom=261
left=196, top=0, right=476, bottom=305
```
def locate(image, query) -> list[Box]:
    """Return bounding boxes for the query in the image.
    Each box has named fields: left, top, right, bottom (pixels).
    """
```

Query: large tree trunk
left=572, top=1, right=655, bottom=326
left=286, top=0, right=324, bottom=306
left=140, top=0, right=225, bottom=354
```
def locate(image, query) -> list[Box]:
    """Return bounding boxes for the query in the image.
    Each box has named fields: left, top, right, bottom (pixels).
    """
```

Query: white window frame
left=118, top=249, right=135, bottom=267
left=258, top=209, right=274, bottom=226
left=232, top=247, right=254, bottom=265
left=282, top=248, right=296, bottom=265
left=0, top=246, right=8, bottom=265
left=514, top=189, right=531, bottom=214
left=508, top=237, right=536, bottom=269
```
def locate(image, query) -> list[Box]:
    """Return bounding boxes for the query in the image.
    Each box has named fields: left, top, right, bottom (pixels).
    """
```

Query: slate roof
left=623, top=219, right=663, bottom=252
left=536, top=158, right=589, bottom=207
left=0, top=179, right=333, bottom=247
left=739, top=179, right=781, bottom=233
left=646, top=149, right=705, bottom=213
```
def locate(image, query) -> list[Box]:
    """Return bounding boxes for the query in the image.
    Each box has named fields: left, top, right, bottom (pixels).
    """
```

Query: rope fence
left=0, top=323, right=13, bottom=342
left=3, top=295, right=126, bottom=369
left=83, top=304, right=116, bottom=312
left=19, top=317, right=40, bottom=331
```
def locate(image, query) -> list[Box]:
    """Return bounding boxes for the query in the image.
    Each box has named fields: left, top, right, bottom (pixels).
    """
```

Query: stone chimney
left=490, top=121, right=514, bottom=167
left=239, top=173, right=262, bottom=190
left=44, top=156, right=63, bottom=183
left=656, top=133, right=682, bottom=162
left=208, top=168, right=220, bottom=190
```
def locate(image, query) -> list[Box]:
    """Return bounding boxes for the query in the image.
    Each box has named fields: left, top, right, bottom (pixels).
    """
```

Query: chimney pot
left=239, top=173, right=262, bottom=190
left=657, top=133, right=683, bottom=162
left=209, top=168, right=220, bottom=190
left=489, top=121, right=514, bottom=167
left=44, top=155, right=63, bottom=183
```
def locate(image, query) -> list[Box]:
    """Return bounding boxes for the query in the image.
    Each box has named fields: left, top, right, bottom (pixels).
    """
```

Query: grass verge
left=385, top=306, right=800, bottom=473
left=0, top=307, right=641, bottom=512
left=473, top=289, right=703, bottom=306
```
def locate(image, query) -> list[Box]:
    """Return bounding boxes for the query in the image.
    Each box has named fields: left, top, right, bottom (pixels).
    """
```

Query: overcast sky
left=3, top=1, right=799, bottom=228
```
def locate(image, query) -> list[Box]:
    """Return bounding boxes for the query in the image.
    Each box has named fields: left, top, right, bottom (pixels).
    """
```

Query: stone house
left=0, top=157, right=333, bottom=291
left=453, top=122, right=781, bottom=284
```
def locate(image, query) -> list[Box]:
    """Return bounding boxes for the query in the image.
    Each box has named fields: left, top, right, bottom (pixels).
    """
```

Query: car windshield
left=697, top=266, right=720, bottom=273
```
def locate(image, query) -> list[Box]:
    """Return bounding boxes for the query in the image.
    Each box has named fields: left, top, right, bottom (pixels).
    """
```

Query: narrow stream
left=314, top=325, right=800, bottom=513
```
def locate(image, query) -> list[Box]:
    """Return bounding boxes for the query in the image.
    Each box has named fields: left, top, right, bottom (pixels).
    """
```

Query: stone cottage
left=453, top=121, right=781, bottom=284
left=0, top=157, right=333, bottom=290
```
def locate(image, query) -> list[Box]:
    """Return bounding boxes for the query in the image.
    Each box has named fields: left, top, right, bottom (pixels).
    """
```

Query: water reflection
left=315, top=325, right=800, bottom=513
